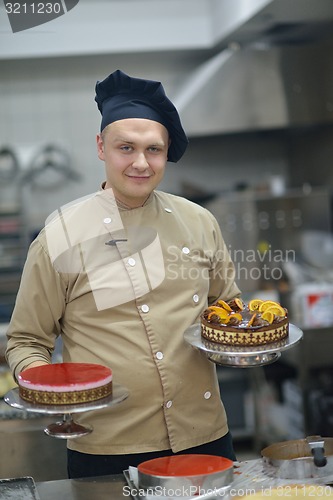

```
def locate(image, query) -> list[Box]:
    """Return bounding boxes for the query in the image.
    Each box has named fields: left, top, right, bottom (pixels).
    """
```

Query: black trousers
left=67, top=432, right=236, bottom=478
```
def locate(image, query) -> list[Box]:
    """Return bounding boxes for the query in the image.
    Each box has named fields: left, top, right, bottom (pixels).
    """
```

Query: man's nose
left=132, top=152, right=149, bottom=168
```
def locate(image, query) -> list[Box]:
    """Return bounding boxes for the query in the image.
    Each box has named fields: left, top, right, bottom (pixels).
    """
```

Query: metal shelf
left=0, top=211, right=25, bottom=322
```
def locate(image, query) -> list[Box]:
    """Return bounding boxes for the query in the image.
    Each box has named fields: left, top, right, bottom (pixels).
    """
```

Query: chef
left=6, top=69, right=241, bottom=478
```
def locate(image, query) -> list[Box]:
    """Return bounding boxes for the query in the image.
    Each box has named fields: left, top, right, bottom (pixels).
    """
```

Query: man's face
left=97, top=118, right=169, bottom=208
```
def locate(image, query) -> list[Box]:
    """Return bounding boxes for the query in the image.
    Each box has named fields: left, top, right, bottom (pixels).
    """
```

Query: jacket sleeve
left=6, top=236, right=67, bottom=380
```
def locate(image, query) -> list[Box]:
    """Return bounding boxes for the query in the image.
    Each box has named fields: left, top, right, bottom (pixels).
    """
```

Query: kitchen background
left=1, top=0, right=333, bottom=481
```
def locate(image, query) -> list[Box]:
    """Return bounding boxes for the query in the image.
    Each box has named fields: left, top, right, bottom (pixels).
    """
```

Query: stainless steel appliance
left=205, top=188, right=331, bottom=293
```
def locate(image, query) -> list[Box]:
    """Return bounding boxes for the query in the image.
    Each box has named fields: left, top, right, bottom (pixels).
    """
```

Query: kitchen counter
left=33, top=460, right=333, bottom=500
left=36, top=474, right=126, bottom=500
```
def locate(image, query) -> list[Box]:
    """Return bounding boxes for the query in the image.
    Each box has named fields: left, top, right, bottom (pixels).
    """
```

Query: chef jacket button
left=141, top=304, right=150, bottom=313
left=164, top=208, right=172, bottom=213
left=128, top=258, right=136, bottom=266
left=204, top=391, right=211, bottom=400
left=165, top=400, right=173, bottom=409
left=182, top=247, right=190, bottom=255
left=103, top=217, right=112, bottom=224
left=193, top=294, right=199, bottom=303
left=156, top=351, right=164, bottom=360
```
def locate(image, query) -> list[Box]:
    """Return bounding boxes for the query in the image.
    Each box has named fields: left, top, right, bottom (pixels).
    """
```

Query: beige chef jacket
left=6, top=188, right=241, bottom=455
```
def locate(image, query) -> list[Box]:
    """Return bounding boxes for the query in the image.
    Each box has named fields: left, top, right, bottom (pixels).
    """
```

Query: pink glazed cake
left=18, top=362, right=113, bottom=405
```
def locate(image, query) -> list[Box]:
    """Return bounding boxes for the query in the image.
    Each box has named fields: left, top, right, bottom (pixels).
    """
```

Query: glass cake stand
left=4, top=384, right=129, bottom=439
left=184, top=323, right=303, bottom=368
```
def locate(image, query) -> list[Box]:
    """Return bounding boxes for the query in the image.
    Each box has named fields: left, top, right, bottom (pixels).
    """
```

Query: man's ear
left=96, top=133, right=105, bottom=160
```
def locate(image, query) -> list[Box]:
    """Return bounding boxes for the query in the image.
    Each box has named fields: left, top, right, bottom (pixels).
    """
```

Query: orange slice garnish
left=234, top=298, right=245, bottom=311
left=207, top=306, right=229, bottom=316
left=258, top=300, right=280, bottom=312
left=261, top=310, right=274, bottom=324
left=264, top=304, right=286, bottom=317
left=248, top=313, right=258, bottom=326
left=207, top=306, right=229, bottom=321
left=207, top=312, right=230, bottom=324
left=216, top=300, right=232, bottom=312
left=248, top=299, right=264, bottom=311
left=227, top=312, right=242, bottom=325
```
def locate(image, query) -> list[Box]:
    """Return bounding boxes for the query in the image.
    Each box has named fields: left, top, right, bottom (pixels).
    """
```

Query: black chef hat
left=95, top=70, right=188, bottom=163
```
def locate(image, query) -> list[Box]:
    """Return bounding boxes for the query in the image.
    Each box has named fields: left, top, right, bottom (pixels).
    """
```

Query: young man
left=6, top=70, right=241, bottom=478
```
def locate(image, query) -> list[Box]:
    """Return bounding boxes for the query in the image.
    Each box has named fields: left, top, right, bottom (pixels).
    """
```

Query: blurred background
left=1, top=0, right=333, bottom=480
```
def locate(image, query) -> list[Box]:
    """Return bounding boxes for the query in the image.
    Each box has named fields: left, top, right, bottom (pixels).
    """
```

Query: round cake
left=18, top=362, right=113, bottom=405
left=201, top=298, right=288, bottom=347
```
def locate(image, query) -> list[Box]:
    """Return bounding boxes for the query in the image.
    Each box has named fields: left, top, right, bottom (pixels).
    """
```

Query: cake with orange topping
left=18, top=362, right=113, bottom=405
left=201, top=298, right=288, bottom=347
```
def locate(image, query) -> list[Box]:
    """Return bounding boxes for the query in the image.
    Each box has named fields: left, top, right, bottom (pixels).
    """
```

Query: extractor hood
left=173, top=0, right=333, bottom=135
left=210, top=0, right=333, bottom=48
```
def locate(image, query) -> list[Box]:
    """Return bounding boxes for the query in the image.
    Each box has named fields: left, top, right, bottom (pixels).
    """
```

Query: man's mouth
left=127, top=175, right=150, bottom=179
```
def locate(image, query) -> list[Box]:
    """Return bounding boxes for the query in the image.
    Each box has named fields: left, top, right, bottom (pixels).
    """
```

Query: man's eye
left=120, top=145, right=132, bottom=151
